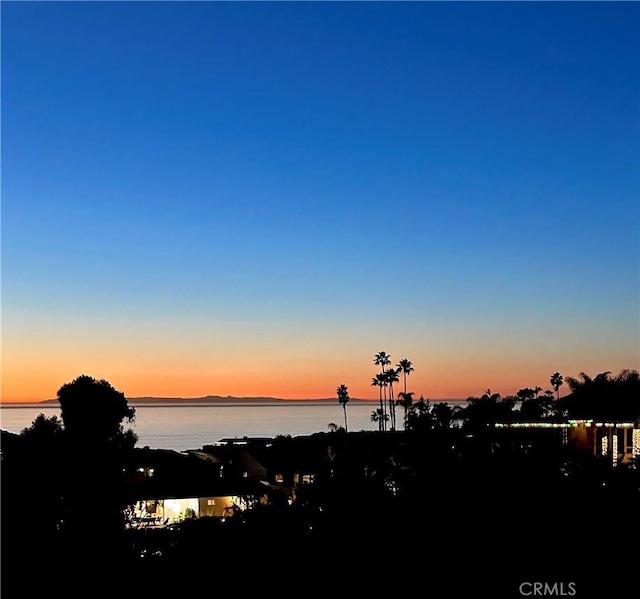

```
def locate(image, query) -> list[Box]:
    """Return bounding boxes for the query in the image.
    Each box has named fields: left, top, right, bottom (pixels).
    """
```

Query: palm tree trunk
left=389, top=383, right=395, bottom=431
left=382, top=385, right=388, bottom=431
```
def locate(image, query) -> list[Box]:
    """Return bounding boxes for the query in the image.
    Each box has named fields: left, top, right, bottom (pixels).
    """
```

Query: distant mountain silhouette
left=34, top=395, right=378, bottom=405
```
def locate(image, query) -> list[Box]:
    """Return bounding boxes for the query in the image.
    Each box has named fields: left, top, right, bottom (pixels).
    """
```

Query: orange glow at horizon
left=1, top=364, right=580, bottom=404
left=3, top=334, right=635, bottom=404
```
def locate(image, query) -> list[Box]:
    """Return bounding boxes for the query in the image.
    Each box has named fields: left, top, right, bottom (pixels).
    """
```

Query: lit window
left=207, top=499, right=215, bottom=506
left=275, top=474, right=284, bottom=483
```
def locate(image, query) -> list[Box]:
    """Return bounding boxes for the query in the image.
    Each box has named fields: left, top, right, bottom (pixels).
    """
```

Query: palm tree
left=336, top=384, right=350, bottom=432
left=396, top=391, right=414, bottom=430
left=376, top=372, right=389, bottom=430
left=550, top=372, right=564, bottom=400
left=374, top=351, right=391, bottom=374
left=561, top=369, right=640, bottom=422
left=397, top=358, right=414, bottom=398
left=374, top=352, right=392, bottom=429
left=370, top=408, right=389, bottom=432
left=385, top=367, right=400, bottom=431
left=371, top=376, right=385, bottom=430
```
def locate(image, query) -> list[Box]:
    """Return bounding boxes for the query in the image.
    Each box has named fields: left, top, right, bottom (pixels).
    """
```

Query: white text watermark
left=519, top=582, right=577, bottom=597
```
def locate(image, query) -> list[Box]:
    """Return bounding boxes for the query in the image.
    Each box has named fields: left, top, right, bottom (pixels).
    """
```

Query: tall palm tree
left=374, top=351, right=391, bottom=374
left=376, top=372, right=389, bottom=430
left=550, top=372, right=564, bottom=400
left=385, top=367, right=400, bottom=431
left=397, top=358, right=414, bottom=398
left=371, top=376, right=385, bottom=431
left=374, top=353, right=392, bottom=430
left=336, top=384, right=350, bottom=432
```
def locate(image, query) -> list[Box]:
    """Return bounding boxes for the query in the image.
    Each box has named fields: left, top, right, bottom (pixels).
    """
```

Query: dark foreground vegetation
left=2, top=370, right=640, bottom=597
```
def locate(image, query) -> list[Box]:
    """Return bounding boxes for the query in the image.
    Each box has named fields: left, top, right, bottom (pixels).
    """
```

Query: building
left=495, top=419, right=640, bottom=466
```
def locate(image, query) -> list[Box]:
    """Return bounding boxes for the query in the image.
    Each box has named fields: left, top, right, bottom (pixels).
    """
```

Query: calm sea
left=0, top=401, right=466, bottom=452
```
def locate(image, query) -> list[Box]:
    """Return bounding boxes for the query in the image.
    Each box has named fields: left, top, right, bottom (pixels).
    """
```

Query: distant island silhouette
left=32, top=395, right=386, bottom=406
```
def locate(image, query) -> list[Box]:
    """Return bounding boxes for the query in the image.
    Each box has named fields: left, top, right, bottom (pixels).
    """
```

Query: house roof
left=121, top=447, right=269, bottom=503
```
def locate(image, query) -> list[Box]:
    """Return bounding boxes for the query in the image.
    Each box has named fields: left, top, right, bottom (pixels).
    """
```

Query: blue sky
left=2, top=1, right=638, bottom=402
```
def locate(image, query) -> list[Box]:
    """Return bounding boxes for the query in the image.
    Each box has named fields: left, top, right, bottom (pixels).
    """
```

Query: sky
left=1, top=1, right=638, bottom=403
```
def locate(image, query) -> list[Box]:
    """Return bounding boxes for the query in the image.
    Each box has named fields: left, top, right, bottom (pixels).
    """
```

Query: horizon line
left=0, top=394, right=469, bottom=405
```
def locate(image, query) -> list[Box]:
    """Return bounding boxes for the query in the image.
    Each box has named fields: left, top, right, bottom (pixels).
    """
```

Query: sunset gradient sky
left=2, top=1, right=638, bottom=403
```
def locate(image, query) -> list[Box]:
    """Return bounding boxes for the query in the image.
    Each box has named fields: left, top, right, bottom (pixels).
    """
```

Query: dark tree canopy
left=20, top=412, right=64, bottom=441
left=57, top=374, right=135, bottom=443
left=459, top=390, right=516, bottom=430
left=559, top=369, right=640, bottom=421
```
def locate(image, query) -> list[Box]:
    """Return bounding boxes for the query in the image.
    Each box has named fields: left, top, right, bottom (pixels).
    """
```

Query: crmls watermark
left=519, top=582, right=577, bottom=597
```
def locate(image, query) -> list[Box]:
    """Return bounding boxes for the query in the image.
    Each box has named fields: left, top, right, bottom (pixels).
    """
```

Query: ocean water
left=1, top=401, right=465, bottom=452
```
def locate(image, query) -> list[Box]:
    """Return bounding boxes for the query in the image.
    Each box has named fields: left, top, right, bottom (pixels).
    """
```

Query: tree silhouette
left=385, top=368, right=400, bottom=431
left=431, top=402, right=461, bottom=430
left=518, top=393, right=558, bottom=421
left=560, top=369, right=640, bottom=421
left=550, top=372, right=564, bottom=400
left=396, top=358, right=414, bottom=398
left=376, top=372, right=389, bottom=430
left=337, top=384, right=350, bottom=432
left=20, top=412, right=64, bottom=443
left=374, top=351, right=391, bottom=428
left=370, top=408, right=389, bottom=430
left=374, top=351, right=391, bottom=374
left=371, top=376, right=386, bottom=431
left=55, top=374, right=138, bottom=565
left=57, top=374, right=136, bottom=445
left=460, top=389, right=516, bottom=432
left=406, top=395, right=433, bottom=432
left=396, top=391, right=415, bottom=430
left=4, top=376, right=139, bottom=586
left=516, top=388, right=536, bottom=403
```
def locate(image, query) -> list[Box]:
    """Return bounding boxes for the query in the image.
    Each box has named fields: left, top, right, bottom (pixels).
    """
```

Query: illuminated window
left=302, top=474, right=315, bottom=484
left=625, top=428, right=634, bottom=454
left=207, top=499, right=215, bottom=506
left=275, top=474, right=284, bottom=483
